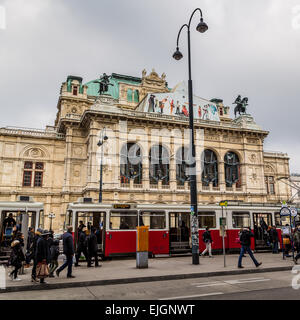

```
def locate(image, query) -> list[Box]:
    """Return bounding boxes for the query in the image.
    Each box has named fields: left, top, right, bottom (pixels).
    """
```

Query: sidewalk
left=0, top=253, right=295, bottom=293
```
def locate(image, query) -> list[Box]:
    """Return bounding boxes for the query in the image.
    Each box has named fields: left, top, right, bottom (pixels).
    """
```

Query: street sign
left=290, top=207, right=298, bottom=217
left=220, top=217, right=226, bottom=226
left=219, top=201, right=228, bottom=207
left=280, top=207, right=291, bottom=216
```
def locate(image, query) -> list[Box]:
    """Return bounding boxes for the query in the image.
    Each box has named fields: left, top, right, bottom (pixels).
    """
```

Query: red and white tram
left=66, top=201, right=294, bottom=258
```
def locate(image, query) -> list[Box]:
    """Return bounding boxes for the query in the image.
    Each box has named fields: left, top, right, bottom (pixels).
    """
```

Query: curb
left=0, top=265, right=293, bottom=293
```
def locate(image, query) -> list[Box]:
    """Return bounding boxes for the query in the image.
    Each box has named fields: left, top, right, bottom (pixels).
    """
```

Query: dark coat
left=50, top=244, right=60, bottom=261
left=27, top=232, right=35, bottom=251
left=62, top=232, right=75, bottom=256
left=270, top=228, right=279, bottom=242
left=239, top=230, right=254, bottom=247
left=87, top=233, right=98, bottom=254
left=77, top=232, right=87, bottom=249
left=202, top=230, right=212, bottom=243
left=35, top=237, right=50, bottom=263
left=10, top=245, right=25, bottom=267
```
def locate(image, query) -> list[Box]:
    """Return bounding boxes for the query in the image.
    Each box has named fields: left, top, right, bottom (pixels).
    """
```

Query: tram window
left=65, top=211, right=73, bottom=228
left=110, top=211, right=138, bottom=230
left=275, top=213, right=281, bottom=227
left=232, top=212, right=250, bottom=228
left=39, top=210, right=45, bottom=228
left=140, top=212, right=166, bottom=229
left=198, top=212, right=216, bottom=229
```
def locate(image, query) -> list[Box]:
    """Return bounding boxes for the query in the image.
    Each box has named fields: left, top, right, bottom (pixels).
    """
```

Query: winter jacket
left=77, top=232, right=87, bottom=249
left=10, top=245, right=25, bottom=267
left=62, top=231, right=75, bottom=256
left=270, top=228, right=279, bottom=242
left=294, top=230, right=300, bottom=246
left=50, top=244, right=60, bottom=261
left=239, top=230, right=254, bottom=247
left=202, top=231, right=212, bottom=243
left=35, top=237, right=50, bottom=263
left=87, top=233, right=98, bottom=254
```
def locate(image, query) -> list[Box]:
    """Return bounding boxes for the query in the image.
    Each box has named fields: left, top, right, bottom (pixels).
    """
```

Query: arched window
left=149, top=145, right=169, bottom=185
left=176, top=147, right=190, bottom=186
left=201, top=149, right=218, bottom=187
left=134, top=90, right=139, bottom=103
left=224, top=152, right=241, bottom=188
left=127, top=89, right=133, bottom=102
left=120, top=143, right=142, bottom=184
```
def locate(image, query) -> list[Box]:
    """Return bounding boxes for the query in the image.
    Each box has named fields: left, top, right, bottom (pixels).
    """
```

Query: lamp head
left=104, top=135, right=108, bottom=141
left=173, top=47, right=183, bottom=61
left=97, top=141, right=103, bottom=147
left=196, top=18, right=208, bottom=33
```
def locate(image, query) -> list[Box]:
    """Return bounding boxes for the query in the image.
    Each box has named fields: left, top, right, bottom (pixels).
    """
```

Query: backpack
left=239, top=231, right=249, bottom=245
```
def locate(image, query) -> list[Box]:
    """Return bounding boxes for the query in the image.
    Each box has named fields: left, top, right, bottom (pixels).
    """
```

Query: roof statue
left=233, top=95, right=248, bottom=118
left=93, top=73, right=114, bottom=95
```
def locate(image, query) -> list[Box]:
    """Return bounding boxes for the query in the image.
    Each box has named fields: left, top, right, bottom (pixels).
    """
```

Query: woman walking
left=9, top=240, right=25, bottom=281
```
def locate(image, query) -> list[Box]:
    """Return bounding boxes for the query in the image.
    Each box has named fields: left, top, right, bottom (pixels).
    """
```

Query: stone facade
left=0, top=70, right=291, bottom=232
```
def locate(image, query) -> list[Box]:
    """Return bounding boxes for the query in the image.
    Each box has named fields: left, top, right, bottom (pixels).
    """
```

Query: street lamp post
left=173, top=8, right=208, bottom=265
left=97, top=128, right=108, bottom=203
left=49, top=212, right=55, bottom=232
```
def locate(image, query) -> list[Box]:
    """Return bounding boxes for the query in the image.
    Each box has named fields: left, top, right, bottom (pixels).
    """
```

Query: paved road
left=0, top=270, right=299, bottom=300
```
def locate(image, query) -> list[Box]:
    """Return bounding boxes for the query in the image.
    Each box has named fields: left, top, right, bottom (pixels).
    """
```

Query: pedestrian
left=49, top=240, right=60, bottom=277
left=75, top=227, right=88, bottom=267
left=87, top=228, right=101, bottom=267
left=270, top=225, right=279, bottom=254
left=35, top=230, right=51, bottom=284
left=293, top=225, right=300, bottom=264
left=56, top=226, right=75, bottom=278
left=25, top=227, right=35, bottom=267
left=200, top=227, right=213, bottom=258
left=9, top=240, right=25, bottom=281
left=31, top=228, right=43, bottom=283
left=238, top=227, right=262, bottom=268
left=283, top=224, right=292, bottom=257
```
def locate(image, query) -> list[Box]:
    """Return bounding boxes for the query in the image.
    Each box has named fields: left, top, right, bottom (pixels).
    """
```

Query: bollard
left=136, top=226, right=149, bottom=269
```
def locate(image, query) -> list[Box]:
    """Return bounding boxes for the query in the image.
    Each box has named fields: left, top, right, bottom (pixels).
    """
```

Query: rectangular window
left=73, top=86, right=78, bottom=96
left=23, top=171, right=32, bottom=187
left=198, top=212, right=216, bottom=229
left=265, top=176, right=275, bottom=195
left=232, top=212, right=250, bottom=228
left=35, top=162, right=44, bottom=170
left=275, top=213, right=281, bottom=226
left=139, top=211, right=166, bottom=229
left=109, top=211, right=138, bottom=230
left=34, top=171, right=43, bottom=187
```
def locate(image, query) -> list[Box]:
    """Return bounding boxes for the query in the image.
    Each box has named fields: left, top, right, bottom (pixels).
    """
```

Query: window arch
left=201, top=149, right=218, bottom=187
left=134, top=90, right=139, bottom=103
left=176, top=147, right=190, bottom=186
left=224, top=152, right=241, bottom=187
left=120, top=143, right=142, bottom=184
left=149, top=145, right=169, bottom=185
left=127, top=89, right=133, bottom=102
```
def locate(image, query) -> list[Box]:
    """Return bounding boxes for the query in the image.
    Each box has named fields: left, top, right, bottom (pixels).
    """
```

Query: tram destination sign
left=113, top=204, right=131, bottom=209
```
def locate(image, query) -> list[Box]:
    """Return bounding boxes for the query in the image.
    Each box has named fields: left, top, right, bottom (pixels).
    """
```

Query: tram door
left=253, top=213, right=272, bottom=249
left=169, top=212, right=191, bottom=253
left=75, top=212, right=106, bottom=252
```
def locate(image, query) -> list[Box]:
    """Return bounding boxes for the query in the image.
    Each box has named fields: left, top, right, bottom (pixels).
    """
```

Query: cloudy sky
left=0, top=0, right=300, bottom=172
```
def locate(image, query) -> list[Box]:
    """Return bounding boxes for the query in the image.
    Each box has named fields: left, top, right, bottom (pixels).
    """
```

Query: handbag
left=36, top=260, right=49, bottom=279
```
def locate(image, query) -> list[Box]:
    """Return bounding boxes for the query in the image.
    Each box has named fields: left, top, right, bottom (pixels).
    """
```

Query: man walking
left=238, top=227, right=262, bottom=268
left=31, top=228, right=43, bottom=282
left=56, top=226, right=75, bottom=278
left=200, top=227, right=213, bottom=257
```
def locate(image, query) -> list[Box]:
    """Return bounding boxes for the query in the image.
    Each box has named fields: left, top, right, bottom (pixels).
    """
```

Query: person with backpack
left=200, top=227, right=213, bottom=258
left=49, top=239, right=60, bottom=277
left=238, top=227, right=262, bottom=268
left=9, top=240, right=25, bottom=281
